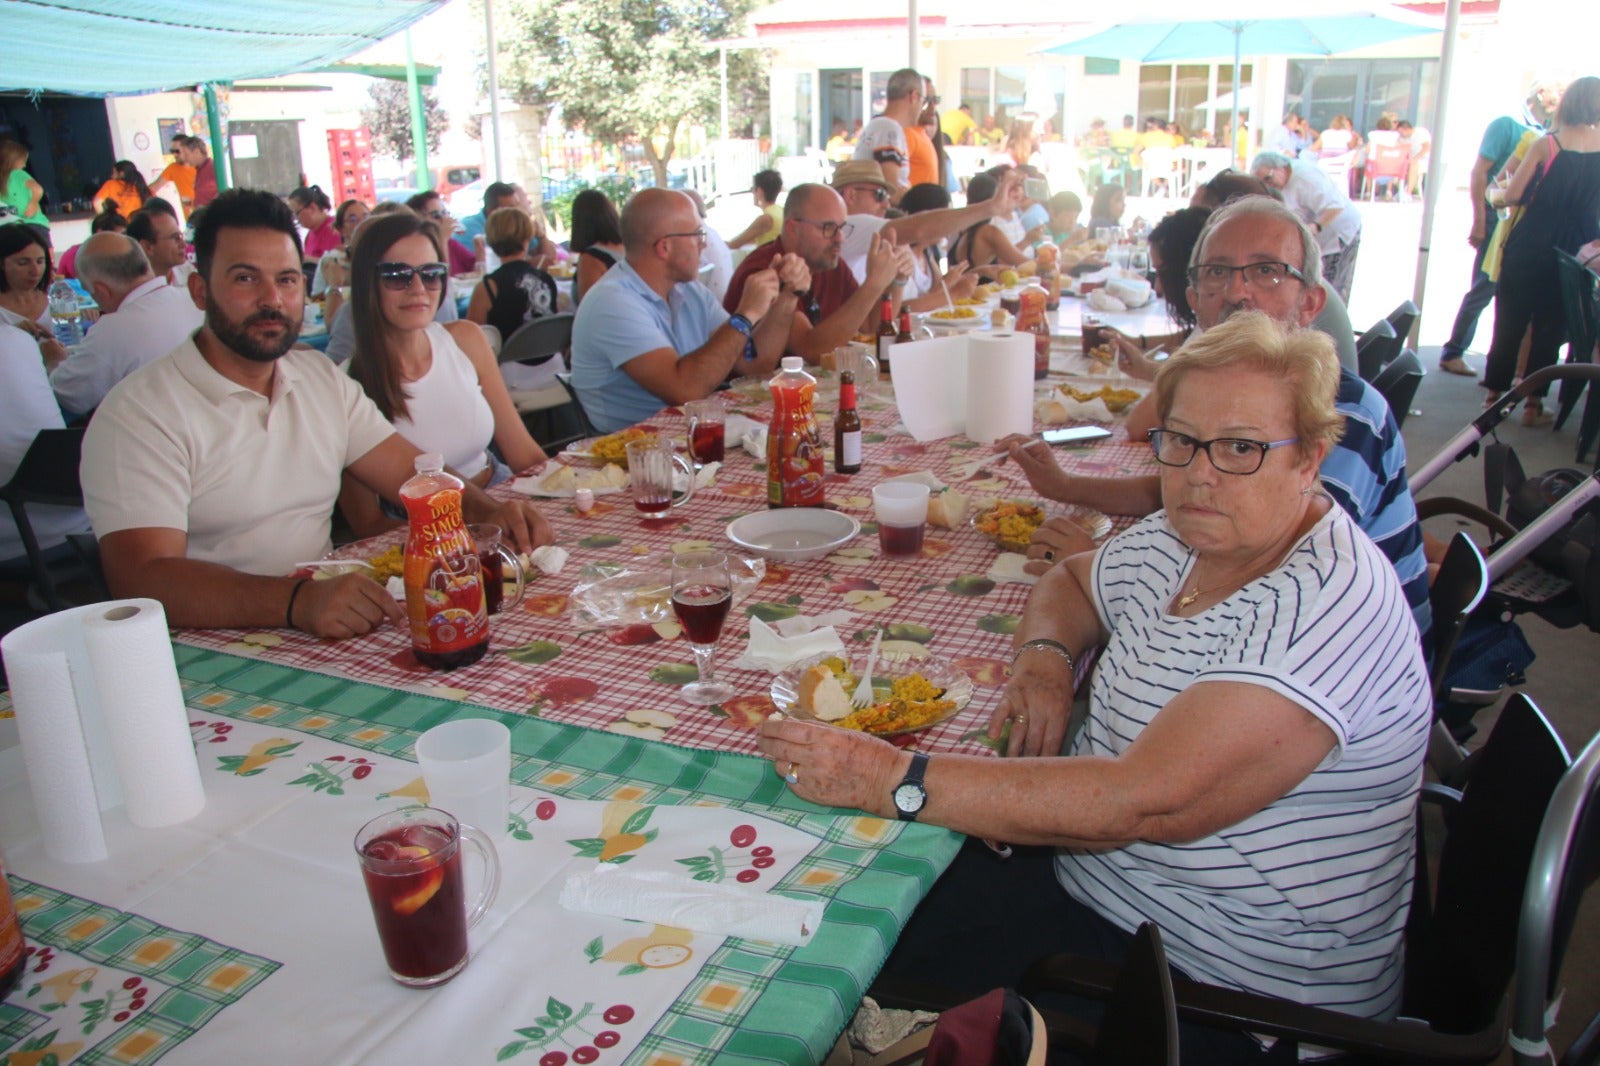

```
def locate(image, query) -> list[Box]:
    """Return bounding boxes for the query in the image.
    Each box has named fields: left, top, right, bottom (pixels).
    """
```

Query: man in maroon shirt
left=182, top=137, right=219, bottom=210
left=723, top=183, right=911, bottom=364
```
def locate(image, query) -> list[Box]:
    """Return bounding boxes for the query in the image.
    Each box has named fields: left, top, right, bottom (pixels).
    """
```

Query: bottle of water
left=47, top=279, right=83, bottom=346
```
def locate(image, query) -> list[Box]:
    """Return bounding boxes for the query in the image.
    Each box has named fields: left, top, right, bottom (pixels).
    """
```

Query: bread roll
left=798, top=664, right=852, bottom=722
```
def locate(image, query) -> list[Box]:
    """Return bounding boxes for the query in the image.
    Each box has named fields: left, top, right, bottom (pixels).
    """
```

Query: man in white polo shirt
left=50, top=232, right=202, bottom=417
left=82, top=189, right=553, bottom=639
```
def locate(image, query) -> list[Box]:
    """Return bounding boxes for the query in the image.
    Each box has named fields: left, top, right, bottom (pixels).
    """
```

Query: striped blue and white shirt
left=1057, top=506, right=1432, bottom=1019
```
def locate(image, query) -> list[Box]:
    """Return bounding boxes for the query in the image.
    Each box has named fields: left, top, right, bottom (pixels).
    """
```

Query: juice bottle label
left=768, top=384, right=826, bottom=507
left=0, top=862, right=23, bottom=981
left=402, top=488, right=488, bottom=656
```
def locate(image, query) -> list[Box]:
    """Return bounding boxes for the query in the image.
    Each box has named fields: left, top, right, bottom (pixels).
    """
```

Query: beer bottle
left=875, top=296, right=897, bottom=379
left=896, top=307, right=913, bottom=344
left=835, top=370, right=863, bottom=474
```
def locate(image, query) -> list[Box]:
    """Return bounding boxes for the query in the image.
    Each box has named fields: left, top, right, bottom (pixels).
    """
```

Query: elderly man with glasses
left=997, top=195, right=1430, bottom=645
left=1250, top=149, right=1363, bottom=303
left=571, top=189, right=809, bottom=433
left=723, top=183, right=913, bottom=366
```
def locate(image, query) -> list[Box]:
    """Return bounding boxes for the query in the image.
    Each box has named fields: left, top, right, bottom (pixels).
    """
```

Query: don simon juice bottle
left=767, top=357, right=826, bottom=508
left=0, top=848, right=24, bottom=1003
left=400, top=454, right=488, bottom=670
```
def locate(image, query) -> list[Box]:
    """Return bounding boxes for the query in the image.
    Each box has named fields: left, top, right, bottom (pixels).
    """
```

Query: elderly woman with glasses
left=760, top=312, right=1430, bottom=1059
left=340, top=211, right=544, bottom=537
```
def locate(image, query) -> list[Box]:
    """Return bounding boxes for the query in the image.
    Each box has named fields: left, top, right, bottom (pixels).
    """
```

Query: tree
left=496, top=0, right=768, bottom=189
left=361, top=80, right=448, bottom=165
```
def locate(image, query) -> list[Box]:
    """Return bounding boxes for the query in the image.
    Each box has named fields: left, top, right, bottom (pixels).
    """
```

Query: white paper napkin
left=560, top=866, right=824, bottom=946
left=527, top=545, right=570, bottom=575
left=726, top=414, right=768, bottom=462
left=987, top=552, right=1039, bottom=586
left=772, top=609, right=854, bottom=638
left=730, top=616, right=845, bottom=672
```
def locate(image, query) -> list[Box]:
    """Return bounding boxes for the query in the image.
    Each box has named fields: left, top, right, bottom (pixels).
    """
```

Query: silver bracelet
left=1014, top=638, right=1074, bottom=673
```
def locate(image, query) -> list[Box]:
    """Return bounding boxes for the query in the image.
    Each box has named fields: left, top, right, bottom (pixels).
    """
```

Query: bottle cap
left=781, top=356, right=803, bottom=371
left=413, top=452, right=444, bottom=473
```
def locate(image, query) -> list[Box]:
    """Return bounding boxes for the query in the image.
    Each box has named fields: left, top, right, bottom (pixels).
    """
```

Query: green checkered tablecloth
left=2, top=646, right=961, bottom=1065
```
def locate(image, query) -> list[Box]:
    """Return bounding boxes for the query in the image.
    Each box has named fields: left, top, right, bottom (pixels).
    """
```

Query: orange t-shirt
left=156, top=162, right=197, bottom=206
left=92, top=180, right=145, bottom=218
left=903, top=125, right=938, bottom=188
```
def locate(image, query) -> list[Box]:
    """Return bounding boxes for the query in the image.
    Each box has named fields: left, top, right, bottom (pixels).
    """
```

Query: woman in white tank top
left=340, top=211, right=545, bottom=537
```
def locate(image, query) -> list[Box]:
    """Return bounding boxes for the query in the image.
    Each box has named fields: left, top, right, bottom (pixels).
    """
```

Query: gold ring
left=1013, top=714, right=1027, bottom=726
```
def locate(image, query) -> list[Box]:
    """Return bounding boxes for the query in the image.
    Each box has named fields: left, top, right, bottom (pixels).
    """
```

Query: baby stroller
left=1412, top=366, right=1600, bottom=748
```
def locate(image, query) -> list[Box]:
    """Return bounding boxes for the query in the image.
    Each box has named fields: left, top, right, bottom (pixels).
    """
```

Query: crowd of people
left=4, top=68, right=1600, bottom=1060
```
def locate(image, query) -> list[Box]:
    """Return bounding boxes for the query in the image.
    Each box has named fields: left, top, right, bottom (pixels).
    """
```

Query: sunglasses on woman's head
left=377, top=262, right=449, bottom=291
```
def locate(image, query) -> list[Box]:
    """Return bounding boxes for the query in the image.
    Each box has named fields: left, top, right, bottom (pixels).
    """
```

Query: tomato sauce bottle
left=767, top=357, right=826, bottom=508
left=400, top=454, right=489, bottom=670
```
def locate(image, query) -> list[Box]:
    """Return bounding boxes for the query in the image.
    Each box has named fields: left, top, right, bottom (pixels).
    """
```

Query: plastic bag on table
left=569, top=552, right=765, bottom=627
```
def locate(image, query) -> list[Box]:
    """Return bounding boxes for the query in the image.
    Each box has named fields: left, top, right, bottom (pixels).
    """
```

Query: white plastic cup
left=872, top=482, right=931, bottom=557
left=414, top=719, right=511, bottom=841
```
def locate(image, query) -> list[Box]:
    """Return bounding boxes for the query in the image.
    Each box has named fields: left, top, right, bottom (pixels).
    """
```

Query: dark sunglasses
left=377, top=262, right=449, bottom=291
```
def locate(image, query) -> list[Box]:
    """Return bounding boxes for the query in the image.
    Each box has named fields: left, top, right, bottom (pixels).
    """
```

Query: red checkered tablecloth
left=175, top=370, right=1157, bottom=758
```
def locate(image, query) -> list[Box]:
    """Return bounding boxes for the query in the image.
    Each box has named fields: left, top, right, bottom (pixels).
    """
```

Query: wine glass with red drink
left=670, top=550, right=736, bottom=705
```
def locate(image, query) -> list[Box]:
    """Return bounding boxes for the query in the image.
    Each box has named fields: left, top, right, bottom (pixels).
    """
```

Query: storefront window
left=961, top=68, right=992, bottom=121
left=995, top=66, right=1027, bottom=124
left=794, top=72, right=814, bottom=151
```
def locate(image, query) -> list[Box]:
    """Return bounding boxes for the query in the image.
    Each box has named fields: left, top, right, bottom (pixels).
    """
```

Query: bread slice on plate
left=798, top=663, right=852, bottom=722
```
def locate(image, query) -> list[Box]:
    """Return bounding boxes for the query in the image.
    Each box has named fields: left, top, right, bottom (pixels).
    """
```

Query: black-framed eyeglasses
left=376, top=262, right=449, bottom=291
left=1185, top=261, right=1306, bottom=295
left=793, top=218, right=853, bottom=240
left=1147, top=429, right=1300, bottom=476
left=658, top=228, right=707, bottom=244
left=422, top=209, right=449, bottom=220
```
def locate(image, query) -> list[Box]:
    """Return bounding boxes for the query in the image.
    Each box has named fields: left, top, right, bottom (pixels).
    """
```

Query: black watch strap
left=893, top=751, right=930, bottom=821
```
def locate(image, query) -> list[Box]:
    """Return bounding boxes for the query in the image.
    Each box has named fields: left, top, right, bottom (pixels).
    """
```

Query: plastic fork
left=851, top=629, right=884, bottom=708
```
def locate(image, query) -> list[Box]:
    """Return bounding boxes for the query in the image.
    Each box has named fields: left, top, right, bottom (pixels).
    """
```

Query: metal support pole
left=203, top=84, right=231, bottom=191
left=908, top=0, right=918, bottom=71
left=484, top=0, right=504, bottom=181
left=1412, top=0, right=1462, bottom=345
left=720, top=46, right=729, bottom=141
left=405, top=29, right=432, bottom=191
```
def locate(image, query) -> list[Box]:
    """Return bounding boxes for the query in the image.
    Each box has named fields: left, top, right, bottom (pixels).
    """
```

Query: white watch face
left=893, top=782, right=926, bottom=814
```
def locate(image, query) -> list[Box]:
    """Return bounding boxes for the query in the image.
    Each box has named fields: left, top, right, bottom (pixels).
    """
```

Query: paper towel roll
left=965, top=333, right=1036, bottom=443
left=82, top=603, right=206, bottom=828
left=0, top=599, right=205, bottom=863
left=560, top=867, right=824, bottom=945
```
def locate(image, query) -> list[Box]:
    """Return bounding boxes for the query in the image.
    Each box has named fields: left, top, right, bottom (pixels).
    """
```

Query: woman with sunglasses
left=340, top=212, right=544, bottom=537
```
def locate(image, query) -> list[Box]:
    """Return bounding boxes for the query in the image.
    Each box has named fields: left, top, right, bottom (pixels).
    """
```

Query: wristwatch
left=727, top=313, right=756, bottom=360
left=892, top=752, right=930, bottom=821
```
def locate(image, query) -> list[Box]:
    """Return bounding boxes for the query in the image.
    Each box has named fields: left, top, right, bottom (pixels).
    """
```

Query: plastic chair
left=1554, top=250, right=1600, bottom=462
left=0, top=426, right=99, bottom=613
left=1364, top=143, right=1411, bottom=200
left=495, top=314, right=588, bottom=449
left=1019, top=922, right=1179, bottom=1065
left=1357, top=318, right=1402, bottom=381
left=1017, top=693, right=1570, bottom=1063
left=1387, top=299, right=1421, bottom=347
left=1372, top=348, right=1424, bottom=428
left=1139, top=148, right=1181, bottom=198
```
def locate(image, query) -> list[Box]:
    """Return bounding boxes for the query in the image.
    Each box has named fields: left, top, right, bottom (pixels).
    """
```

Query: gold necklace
left=1176, top=580, right=1214, bottom=610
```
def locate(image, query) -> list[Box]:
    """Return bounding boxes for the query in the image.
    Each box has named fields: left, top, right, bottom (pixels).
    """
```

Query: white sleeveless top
left=391, top=323, right=495, bottom=478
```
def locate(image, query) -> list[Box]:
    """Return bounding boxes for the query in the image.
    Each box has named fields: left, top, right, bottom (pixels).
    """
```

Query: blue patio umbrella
left=1040, top=2, right=1441, bottom=154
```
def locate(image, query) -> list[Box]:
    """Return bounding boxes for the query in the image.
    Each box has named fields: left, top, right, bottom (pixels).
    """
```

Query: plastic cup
left=873, top=482, right=930, bottom=558
left=354, top=806, right=499, bottom=987
left=414, top=718, right=511, bottom=841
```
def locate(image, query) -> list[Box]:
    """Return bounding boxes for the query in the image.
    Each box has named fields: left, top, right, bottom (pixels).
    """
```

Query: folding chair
left=1357, top=318, right=1402, bottom=381
left=1372, top=348, right=1424, bottom=428
left=1, top=426, right=102, bottom=612
left=1387, top=299, right=1421, bottom=347
left=495, top=314, right=588, bottom=450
